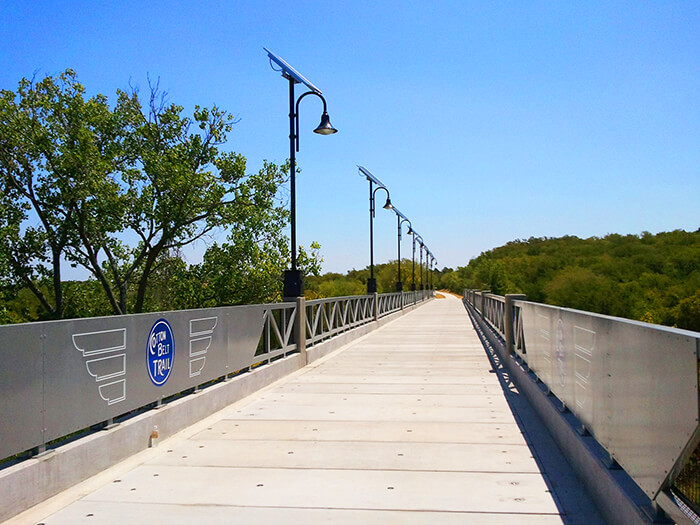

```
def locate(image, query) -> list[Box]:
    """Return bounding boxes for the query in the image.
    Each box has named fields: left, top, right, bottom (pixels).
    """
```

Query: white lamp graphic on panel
left=72, top=328, right=127, bottom=405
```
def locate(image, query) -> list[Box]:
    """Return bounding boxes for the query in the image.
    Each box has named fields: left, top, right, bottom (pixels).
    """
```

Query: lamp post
left=265, top=48, right=337, bottom=298
left=426, top=250, right=432, bottom=290
left=358, top=166, right=393, bottom=294
left=409, top=229, right=422, bottom=291
left=392, top=207, right=411, bottom=292
left=419, top=242, right=426, bottom=291
left=425, top=250, right=433, bottom=290
left=431, top=256, right=437, bottom=290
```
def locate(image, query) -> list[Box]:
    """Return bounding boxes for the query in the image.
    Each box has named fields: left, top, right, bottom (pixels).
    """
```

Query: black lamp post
left=413, top=233, right=424, bottom=291
left=419, top=241, right=425, bottom=291
left=358, top=166, right=393, bottom=294
left=425, top=249, right=433, bottom=290
left=265, top=48, right=337, bottom=298
left=409, top=229, right=421, bottom=291
left=392, top=208, right=411, bottom=292
left=428, top=252, right=433, bottom=290
left=432, top=256, right=438, bottom=290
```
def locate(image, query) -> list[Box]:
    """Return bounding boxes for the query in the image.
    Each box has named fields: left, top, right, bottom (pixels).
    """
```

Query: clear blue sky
left=2, top=1, right=698, bottom=274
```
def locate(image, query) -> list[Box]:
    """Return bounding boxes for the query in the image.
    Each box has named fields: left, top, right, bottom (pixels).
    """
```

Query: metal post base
left=395, top=282, right=403, bottom=291
left=283, top=269, right=304, bottom=299
left=367, top=278, right=377, bottom=294
left=411, top=284, right=416, bottom=291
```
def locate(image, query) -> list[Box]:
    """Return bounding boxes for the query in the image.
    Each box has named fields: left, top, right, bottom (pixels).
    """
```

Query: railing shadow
left=464, top=302, right=606, bottom=525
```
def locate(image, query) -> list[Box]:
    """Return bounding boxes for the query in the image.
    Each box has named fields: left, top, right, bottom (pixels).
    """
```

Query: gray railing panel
left=233, top=306, right=268, bottom=367
left=42, top=305, right=270, bottom=445
left=606, top=320, right=699, bottom=497
left=0, top=323, right=44, bottom=459
left=46, top=315, right=141, bottom=442
left=520, top=301, right=699, bottom=498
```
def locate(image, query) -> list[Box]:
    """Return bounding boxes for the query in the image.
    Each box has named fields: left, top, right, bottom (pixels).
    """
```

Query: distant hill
left=439, top=230, right=700, bottom=331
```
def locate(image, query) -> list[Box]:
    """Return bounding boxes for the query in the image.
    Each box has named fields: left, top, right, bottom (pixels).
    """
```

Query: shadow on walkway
left=465, top=305, right=607, bottom=525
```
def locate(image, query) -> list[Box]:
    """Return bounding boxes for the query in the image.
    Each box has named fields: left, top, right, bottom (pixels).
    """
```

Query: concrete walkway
left=12, top=294, right=602, bottom=524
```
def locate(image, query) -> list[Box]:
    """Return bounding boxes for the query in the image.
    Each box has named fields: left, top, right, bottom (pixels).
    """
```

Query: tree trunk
left=51, top=246, right=63, bottom=319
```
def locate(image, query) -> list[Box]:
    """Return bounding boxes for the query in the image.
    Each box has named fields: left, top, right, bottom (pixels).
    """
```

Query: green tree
left=453, top=230, right=700, bottom=330
left=0, top=70, right=295, bottom=321
left=0, top=70, right=126, bottom=319
left=69, top=82, right=279, bottom=314
left=676, top=291, right=700, bottom=332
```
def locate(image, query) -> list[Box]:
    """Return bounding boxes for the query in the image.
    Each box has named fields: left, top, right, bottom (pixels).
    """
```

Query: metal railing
left=482, top=293, right=506, bottom=337
left=402, top=289, right=432, bottom=307
left=378, top=292, right=403, bottom=316
left=305, top=295, right=374, bottom=346
left=305, top=290, right=431, bottom=347
left=463, top=289, right=700, bottom=516
left=257, top=303, right=298, bottom=362
left=0, top=291, right=432, bottom=465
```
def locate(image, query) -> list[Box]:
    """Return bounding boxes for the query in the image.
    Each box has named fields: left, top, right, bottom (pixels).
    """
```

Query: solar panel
left=357, top=165, right=389, bottom=188
left=264, top=48, right=322, bottom=94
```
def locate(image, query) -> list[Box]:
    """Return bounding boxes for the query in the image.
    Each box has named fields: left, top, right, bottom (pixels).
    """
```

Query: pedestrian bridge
left=2, top=292, right=699, bottom=524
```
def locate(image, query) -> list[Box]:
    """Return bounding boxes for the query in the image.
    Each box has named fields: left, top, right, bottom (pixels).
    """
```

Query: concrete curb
left=0, top=299, right=430, bottom=523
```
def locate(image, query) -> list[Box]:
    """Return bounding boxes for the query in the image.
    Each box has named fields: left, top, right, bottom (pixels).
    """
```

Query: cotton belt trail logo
left=148, top=319, right=174, bottom=386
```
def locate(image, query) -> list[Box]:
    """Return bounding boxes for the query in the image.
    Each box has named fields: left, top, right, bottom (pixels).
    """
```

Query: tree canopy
left=0, top=70, right=321, bottom=323
left=438, top=231, right=700, bottom=331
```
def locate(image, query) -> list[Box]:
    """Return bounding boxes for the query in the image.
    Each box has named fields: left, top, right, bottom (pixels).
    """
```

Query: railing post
left=505, top=294, right=526, bottom=356
left=373, top=292, right=379, bottom=321
left=295, top=297, right=307, bottom=364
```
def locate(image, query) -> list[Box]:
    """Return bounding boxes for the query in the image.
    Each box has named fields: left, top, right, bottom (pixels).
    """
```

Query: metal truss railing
left=305, top=290, right=431, bottom=346
left=482, top=294, right=506, bottom=338
left=256, top=303, right=298, bottom=363
left=305, top=294, right=374, bottom=346
left=377, top=292, right=403, bottom=317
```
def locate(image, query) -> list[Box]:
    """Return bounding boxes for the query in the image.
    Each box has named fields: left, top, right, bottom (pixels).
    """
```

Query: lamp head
left=314, top=112, right=338, bottom=135
left=407, top=226, right=413, bottom=235
left=383, top=197, right=394, bottom=210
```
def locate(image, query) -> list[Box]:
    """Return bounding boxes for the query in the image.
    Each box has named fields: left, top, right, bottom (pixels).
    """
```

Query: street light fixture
left=358, top=166, right=393, bottom=294
left=265, top=48, right=337, bottom=298
left=427, top=251, right=435, bottom=290
left=392, top=207, right=411, bottom=292
left=432, top=257, right=437, bottom=288
left=419, top=241, right=426, bottom=291
left=425, top=249, right=432, bottom=290
left=412, top=231, right=424, bottom=291
left=409, top=229, right=421, bottom=291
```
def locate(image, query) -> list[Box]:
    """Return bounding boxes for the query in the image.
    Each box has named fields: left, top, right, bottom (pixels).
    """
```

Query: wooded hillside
left=439, top=230, right=700, bottom=331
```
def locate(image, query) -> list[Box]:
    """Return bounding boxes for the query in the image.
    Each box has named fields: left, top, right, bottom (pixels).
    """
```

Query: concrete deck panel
left=11, top=294, right=603, bottom=524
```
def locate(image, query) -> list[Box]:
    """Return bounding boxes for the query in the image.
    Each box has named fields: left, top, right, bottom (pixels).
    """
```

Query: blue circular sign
left=147, top=319, right=174, bottom=386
